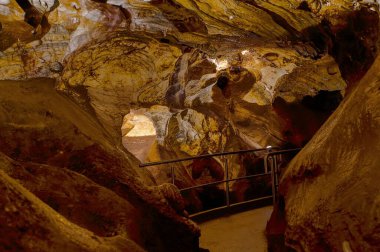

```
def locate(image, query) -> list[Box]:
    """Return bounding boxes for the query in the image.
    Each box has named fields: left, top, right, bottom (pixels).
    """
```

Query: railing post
left=264, top=156, right=268, bottom=174
left=265, top=146, right=273, bottom=173
left=225, top=156, right=230, bottom=207
left=275, top=155, right=279, bottom=193
left=171, top=166, right=175, bottom=185
left=274, top=155, right=278, bottom=203
left=269, top=155, right=277, bottom=205
left=270, top=154, right=280, bottom=205
left=140, top=147, right=301, bottom=215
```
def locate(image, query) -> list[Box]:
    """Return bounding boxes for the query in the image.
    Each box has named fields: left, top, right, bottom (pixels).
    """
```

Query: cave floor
left=198, top=206, right=272, bottom=252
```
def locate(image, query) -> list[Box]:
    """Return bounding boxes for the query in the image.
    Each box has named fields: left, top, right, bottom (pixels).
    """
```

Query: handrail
left=179, top=172, right=271, bottom=192
left=139, top=146, right=281, bottom=167
left=140, top=146, right=302, bottom=216
left=266, top=148, right=301, bottom=204
left=266, top=148, right=302, bottom=156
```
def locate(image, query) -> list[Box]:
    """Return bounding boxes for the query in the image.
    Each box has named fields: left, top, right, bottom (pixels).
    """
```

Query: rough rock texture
left=0, top=169, right=144, bottom=252
left=60, top=33, right=182, bottom=135
left=0, top=79, right=199, bottom=251
left=280, top=54, right=380, bottom=251
left=0, top=152, right=143, bottom=240
left=2, top=0, right=378, bottom=150
left=1, top=0, right=380, bottom=250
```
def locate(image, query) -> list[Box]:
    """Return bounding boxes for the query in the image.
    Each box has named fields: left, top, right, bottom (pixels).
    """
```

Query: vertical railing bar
left=225, top=155, right=230, bottom=207
left=274, top=155, right=278, bottom=200
left=273, top=154, right=280, bottom=204
left=145, top=148, right=301, bottom=216
left=264, top=154, right=268, bottom=174
left=171, top=166, right=175, bottom=185
left=265, top=146, right=272, bottom=173
left=275, top=155, right=280, bottom=197
left=269, top=155, right=277, bottom=205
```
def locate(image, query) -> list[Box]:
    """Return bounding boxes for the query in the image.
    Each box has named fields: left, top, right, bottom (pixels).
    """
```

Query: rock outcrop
left=1, top=0, right=377, bottom=151
left=279, top=54, right=380, bottom=251
left=0, top=169, right=144, bottom=252
left=60, top=33, right=182, bottom=136
left=0, top=78, right=199, bottom=251
left=1, top=0, right=380, bottom=250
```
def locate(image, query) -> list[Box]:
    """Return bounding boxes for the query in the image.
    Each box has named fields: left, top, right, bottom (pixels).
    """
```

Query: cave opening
left=121, top=110, right=157, bottom=162
left=1, top=1, right=380, bottom=252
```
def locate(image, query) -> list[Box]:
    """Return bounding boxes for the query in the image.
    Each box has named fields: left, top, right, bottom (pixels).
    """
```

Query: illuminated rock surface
left=0, top=0, right=379, bottom=251
left=279, top=54, right=380, bottom=252
left=0, top=79, right=199, bottom=251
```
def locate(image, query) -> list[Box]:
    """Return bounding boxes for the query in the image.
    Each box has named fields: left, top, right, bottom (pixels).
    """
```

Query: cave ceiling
left=0, top=0, right=379, bottom=154
left=1, top=1, right=380, bottom=251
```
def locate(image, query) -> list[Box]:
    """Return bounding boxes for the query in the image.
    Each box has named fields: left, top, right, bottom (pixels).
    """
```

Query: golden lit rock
left=122, top=110, right=157, bottom=162
left=280, top=53, right=380, bottom=252
left=61, top=33, right=182, bottom=135
left=0, top=0, right=379, bottom=251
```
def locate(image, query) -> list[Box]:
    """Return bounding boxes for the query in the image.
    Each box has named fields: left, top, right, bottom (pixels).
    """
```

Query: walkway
left=198, top=206, right=273, bottom=252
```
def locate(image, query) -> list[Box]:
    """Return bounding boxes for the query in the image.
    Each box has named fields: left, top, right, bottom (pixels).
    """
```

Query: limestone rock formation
left=0, top=169, right=144, bottom=252
left=280, top=54, right=380, bottom=251
left=2, top=0, right=377, bottom=151
left=0, top=79, right=199, bottom=251
left=1, top=0, right=380, bottom=250
left=60, top=33, right=182, bottom=135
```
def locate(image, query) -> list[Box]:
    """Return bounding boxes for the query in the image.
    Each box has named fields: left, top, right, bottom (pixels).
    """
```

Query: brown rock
left=0, top=78, right=200, bottom=251
left=280, top=54, right=380, bottom=251
left=0, top=169, right=144, bottom=252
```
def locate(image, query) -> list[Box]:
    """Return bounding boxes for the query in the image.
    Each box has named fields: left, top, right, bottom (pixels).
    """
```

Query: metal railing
left=140, top=147, right=301, bottom=216
left=266, top=148, right=302, bottom=204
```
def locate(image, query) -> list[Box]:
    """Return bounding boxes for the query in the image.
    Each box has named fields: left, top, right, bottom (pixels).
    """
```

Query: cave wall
left=0, top=168, right=145, bottom=252
left=280, top=54, right=380, bottom=251
left=2, top=0, right=378, bottom=151
left=1, top=0, right=380, bottom=251
left=0, top=79, right=199, bottom=251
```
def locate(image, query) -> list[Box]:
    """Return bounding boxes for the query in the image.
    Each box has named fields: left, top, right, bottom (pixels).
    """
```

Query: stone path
left=198, top=206, right=273, bottom=252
